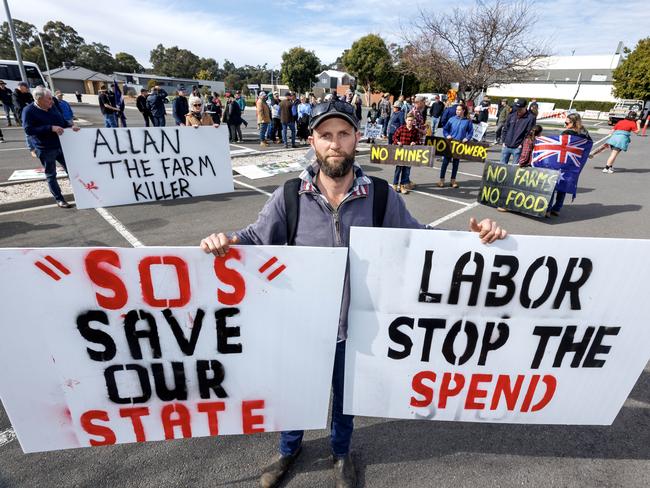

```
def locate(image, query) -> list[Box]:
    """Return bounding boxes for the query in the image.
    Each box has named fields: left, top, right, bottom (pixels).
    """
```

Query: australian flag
left=531, top=134, right=593, bottom=198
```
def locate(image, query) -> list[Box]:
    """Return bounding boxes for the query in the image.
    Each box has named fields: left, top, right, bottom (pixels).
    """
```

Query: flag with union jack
left=531, top=134, right=593, bottom=197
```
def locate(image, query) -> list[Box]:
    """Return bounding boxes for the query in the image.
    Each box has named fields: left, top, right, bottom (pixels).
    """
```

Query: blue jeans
left=103, top=113, right=117, bottom=128
left=152, top=115, right=166, bottom=127
left=430, top=116, right=440, bottom=132
left=36, top=147, right=67, bottom=202
left=393, top=166, right=411, bottom=185
left=3, top=103, right=17, bottom=125
left=266, top=120, right=274, bottom=140
left=279, top=341, right=353, bottom=458
left=440, top=156, right=459, bottom=179
left=500, top=146, right=522, bottom=164
left=549, top=191, right=566, bottom=213
left=282, top=121, right=295, bottom=146
left=381, top=117, right=390, bottom=136
left=259, top=122, right=269, bottom=142
left=387, top=130, right=396, bottom=145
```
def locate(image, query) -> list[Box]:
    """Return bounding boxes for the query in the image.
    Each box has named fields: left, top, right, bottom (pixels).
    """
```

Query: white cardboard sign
left=0, top=246, right=347, bottom=453
left=345, top=228, right=650, bottom=425
left=59, top=127, right=234, bottom=209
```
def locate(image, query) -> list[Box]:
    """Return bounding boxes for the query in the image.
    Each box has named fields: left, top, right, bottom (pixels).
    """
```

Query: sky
left=6, top=0, right=650, bottom=70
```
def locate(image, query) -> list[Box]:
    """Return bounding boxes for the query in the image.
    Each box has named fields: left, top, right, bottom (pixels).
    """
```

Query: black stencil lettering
left=215, top=307, right=242, bottom=354
left=76, top=310, right=116, bottom=361
left=485, top=255, right=519, bottom=307
left=124, top=310, right=162, bottom=359
left=162, top=308, right=205, bottom=356
left=418, top=250, right=442, bottom=303
left=105, top=364, right=151, bottom=404
left=531, top=326, right=563, bottom=368
left=553, top=258, right=593, bottom=310
left=387, top=316, right=415, bottom=360
left=442, top=320, right=479, bottom=365
left=197, top=360, right=228, bottom=398
left=478, top=322, right=510, bottom=365
left=151, top=362, right=187, bottom=401
left=520, top=257, right=558, bottom=309
left=583, top=327, right=621, bottom=367
left=448, top=252, right=484, bottom=306
left=553, top=326, right=596, bottom=367
left=417, top=318, right=446, bottom=361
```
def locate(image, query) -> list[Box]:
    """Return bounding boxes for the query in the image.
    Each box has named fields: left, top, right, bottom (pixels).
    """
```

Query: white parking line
left=95, top=207, right=144, bottom=247
left=0, top=147, right=28, bottom=152
left=0, top=202, right=64, bottom=216
left=428, top=202, right=479, bottom=228
left=234, top=179, right=273, bottom=197
left=410, top=189, right=472, bottom=207
left=429, top=164, right=483, bottom=178
left=0, top=428, right=16, bottom=448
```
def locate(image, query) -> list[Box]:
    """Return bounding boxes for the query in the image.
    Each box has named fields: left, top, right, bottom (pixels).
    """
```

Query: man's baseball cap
left=393, top=101, right=402, bottom=108
left=309, top=100, right=359, bottom=131
left=513, top=98, right=528, bottom=108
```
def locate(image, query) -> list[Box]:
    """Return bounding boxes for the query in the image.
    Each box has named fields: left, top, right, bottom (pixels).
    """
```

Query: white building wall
left=487, top=82, right=616, bottom=102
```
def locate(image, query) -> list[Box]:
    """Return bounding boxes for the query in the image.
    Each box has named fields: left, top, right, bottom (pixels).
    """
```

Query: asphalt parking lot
left=0, top=106, right=649, bottom=488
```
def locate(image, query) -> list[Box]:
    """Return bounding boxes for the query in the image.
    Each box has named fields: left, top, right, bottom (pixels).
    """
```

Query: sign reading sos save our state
left=0, top=246, right=346, bottom=453
left=59, top=127, right=234, bottom=209
left=344, top=228, right=650, bottom=425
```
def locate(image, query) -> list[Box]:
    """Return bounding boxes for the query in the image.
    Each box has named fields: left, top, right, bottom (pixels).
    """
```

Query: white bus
left=0, top=59, right=47, bottom=91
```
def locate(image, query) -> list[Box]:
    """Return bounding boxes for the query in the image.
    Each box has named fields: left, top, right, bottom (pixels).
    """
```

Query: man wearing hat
left=279, top=91, right=297, bottom=148
left=200, top=100, right=508, bottom=488
left=0, top=80, right=18, bottom=126
left=500, top=98, right=536, bottom=164
left=256, top=91, right=271, bottom=147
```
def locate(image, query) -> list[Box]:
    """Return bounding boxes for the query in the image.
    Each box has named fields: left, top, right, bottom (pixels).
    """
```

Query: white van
left=0, top=59, right=47, bottom=91
left=415, top=92, right=445, bottom=106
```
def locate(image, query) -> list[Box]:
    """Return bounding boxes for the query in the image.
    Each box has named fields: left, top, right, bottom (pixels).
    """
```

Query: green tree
left=197, top=57, right=222, bottom=80
left=280, top=47, right=321, bottom=93
left=613, top=38, right=650, bottom=100
left=224, top=73, right=242, bottom=90
left=195, top=69, right=212, bottom=80
left=342, top=35, right=394, bottom=97
left=147, top=79, right=159, bottom=89
left=114, top=52, right=143, bottom=73
left=149, top=44, right=201, bottom=78
left=0, top=19, right=38, bottom=61
left=76, top=42, right=115, bottom=73
left=40, top=21, right=85, bottom=68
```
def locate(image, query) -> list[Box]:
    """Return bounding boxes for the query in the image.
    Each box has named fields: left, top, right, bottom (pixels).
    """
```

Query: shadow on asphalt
left=549, top=203, right=642, bottom=223
left=0, top=221, right=61, bottom=238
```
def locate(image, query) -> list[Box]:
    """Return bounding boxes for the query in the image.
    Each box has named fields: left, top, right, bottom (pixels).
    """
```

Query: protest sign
left=478, top=162, right=559, bottom=217
left=425, top=137, right=489, bottom=162
left=344, top=227, right=650, bottom=425
left=370, top=145, right=434, bottom=167
left=363, top=122, right=383, bottom=140
left=0, top=246, right=347, bottom=453
left=59, top=127, right=234, bottom=209
left=234, top=161, right=304, bottom=180
left=472, top=122, right=489, bottom=142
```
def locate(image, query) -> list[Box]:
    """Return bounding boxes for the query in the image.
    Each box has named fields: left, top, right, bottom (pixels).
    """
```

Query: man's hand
left=51, top=125, right=64, bottom=135
left=462, top=138, right=468, bottom=143
left=200, top=233, right=240, bottom=257
left=71, top=125, right=80, bottom=132
left=447, top=135, right=452, bottom=140
left=469, top=217, right=507, bottom=244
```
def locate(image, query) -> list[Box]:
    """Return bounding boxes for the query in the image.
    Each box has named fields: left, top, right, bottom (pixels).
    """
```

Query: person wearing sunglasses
left=200, top=99, right=508, bottom=488
left=184, top=96, right=219, bottom=128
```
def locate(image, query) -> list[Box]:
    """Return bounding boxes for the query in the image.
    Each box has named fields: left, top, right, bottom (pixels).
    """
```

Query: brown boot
left=450, top=179, right=459, bottom=188
left=333, top=454, right=357, bottom=488
left=392, top=184, right=400, bottom=192
left=259, top=448, right=301, bottom=488
left=400, top=185, right=410, bottom=194
left=436, top=179, right=445, bottom=188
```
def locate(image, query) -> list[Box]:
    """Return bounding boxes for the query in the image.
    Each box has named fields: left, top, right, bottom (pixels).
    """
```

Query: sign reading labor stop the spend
left=59, top=127, right=234, bottom=209
left=478, top=162, right=559, bottom=217
left=344, top=227, right=650, bottom=425
left=0, top=246, right=346, bottom=453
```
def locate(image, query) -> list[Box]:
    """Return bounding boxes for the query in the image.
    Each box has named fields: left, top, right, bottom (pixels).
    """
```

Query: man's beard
left=315, top=148, right=355, bottom=178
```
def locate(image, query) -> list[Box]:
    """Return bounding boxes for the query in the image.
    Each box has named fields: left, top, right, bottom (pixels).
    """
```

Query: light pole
left=37, top=32, right=54, bottom=90
left=270, top=64, right=280, bottom=91
left=2, top=0, right=28, bottom=83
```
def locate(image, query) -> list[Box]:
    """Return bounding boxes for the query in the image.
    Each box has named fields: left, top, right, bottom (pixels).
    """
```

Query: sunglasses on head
left=311, top=100, right=355, bottom=119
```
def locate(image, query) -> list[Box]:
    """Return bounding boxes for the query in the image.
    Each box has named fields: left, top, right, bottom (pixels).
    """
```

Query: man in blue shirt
left=23, top=86, right=80, bottom=208
left=54, top=90, right=74, bottom=125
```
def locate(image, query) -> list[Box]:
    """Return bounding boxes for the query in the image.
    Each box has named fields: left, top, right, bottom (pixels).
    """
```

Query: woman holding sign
left=185, top=96, right=220, bottom=128
left=439, top=105, right=474, bottom=188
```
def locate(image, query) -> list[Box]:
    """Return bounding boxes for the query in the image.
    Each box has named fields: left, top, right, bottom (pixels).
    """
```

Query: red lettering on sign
left=119, top=407, right=150, bottom=442
left=197, top=401, right=226, bottom=436
left=439, top=372, right=465, bottom=408
left=139, top=256, right=191, bottom=308
left=161, top=403, right=192, bottom=439
left=214, top=248, right=246, bottom=306
left=490, top=375, right=525, bottom=411
left=464, top=374, right=492, bottom=410
left=85, top=250, right=128, bottom=310
left=242, top=399, right=265, bottom=434
left=410, top=371, right=436, bottom=407
left=80, top=410, right=116, bottom=446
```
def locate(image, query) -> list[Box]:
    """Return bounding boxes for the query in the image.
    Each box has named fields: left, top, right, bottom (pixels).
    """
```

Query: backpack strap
left=369, top=176, right=389, bottom=228
left=283, top=178, right=302, bottom=246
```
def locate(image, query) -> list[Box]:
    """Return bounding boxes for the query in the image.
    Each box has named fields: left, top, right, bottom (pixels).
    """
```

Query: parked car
left=608, top=99, right=644, bottom=125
